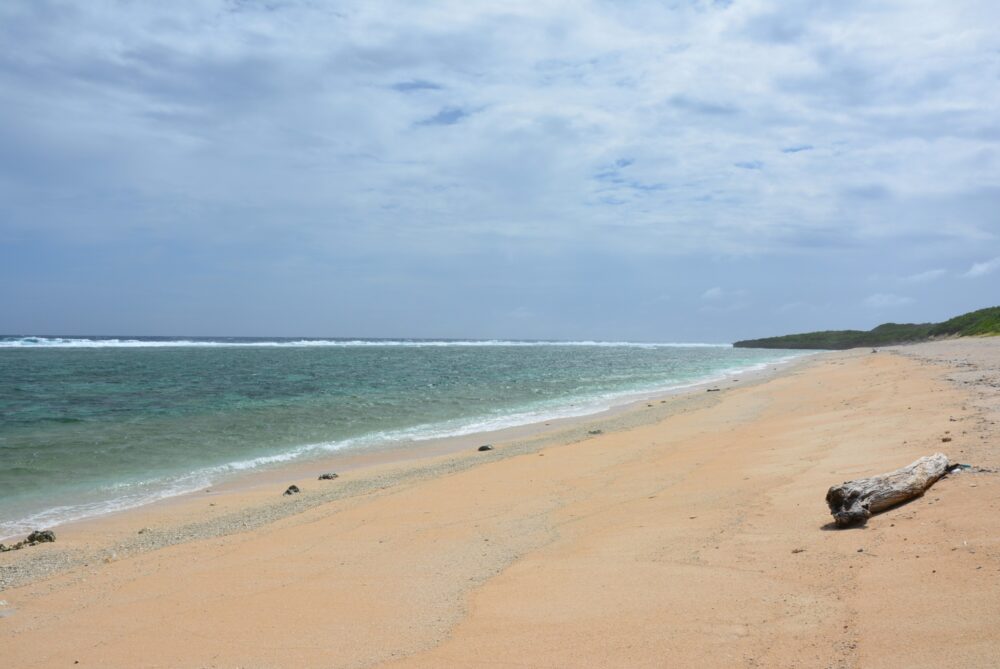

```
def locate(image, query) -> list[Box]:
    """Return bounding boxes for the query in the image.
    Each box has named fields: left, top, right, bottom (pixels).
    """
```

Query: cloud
left=900, top=268, right=946, bottom=284
left=863, top=293, right=914, bottom=308
left=702, top=287, right=747, bottom=301
left=668, top=95, right=739, bottom=116
left=963, top=257, right=1000, bottom=278
left=2, top=0, right=997, bottom=258
left=391, top=80, right=444, bottom=93
left=416, top=106, right=471, bottom=126
left=1, top=1, right=999, bottom=338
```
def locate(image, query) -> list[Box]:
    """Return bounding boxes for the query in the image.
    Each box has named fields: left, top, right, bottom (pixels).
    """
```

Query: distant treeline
left=733, top=306, right=1000, bottom=350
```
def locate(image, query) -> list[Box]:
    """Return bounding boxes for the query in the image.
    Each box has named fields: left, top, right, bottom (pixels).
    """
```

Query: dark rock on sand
left=283, top=484, right=301, bottom=496
left=588, top=429, right=603, bottom=435
left=27, top=530, right=55, bottom=544
left=0, top=530, right=55, bottom=552
left=318, top=473, right=339, bottom=480
left=478, top=445, right=493, bottom=452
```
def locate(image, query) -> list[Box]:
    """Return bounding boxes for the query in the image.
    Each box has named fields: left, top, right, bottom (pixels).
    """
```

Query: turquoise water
left=0, top=336, right=804, bottom=537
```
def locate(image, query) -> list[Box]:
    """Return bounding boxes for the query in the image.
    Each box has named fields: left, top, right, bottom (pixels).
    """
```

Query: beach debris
left=588, top=429, right=603, bottom=435
left=826, top=453, right=949, bottom=528
left=791, top=548, right=806, bottom=554
left=26, top=530, right=55, bottom=543
left=706, top=388, right=720, bottom=392
left=942, top=436, right=952, bottom=442
left=477, top=444, right=493, bottom=452
left=947, top=463, right=994, bottom=474
left=0, top=530, right=56, bottom=552
left=283, top=484, right=301, bottom=496
left=318, top=472, right=339, bottom=480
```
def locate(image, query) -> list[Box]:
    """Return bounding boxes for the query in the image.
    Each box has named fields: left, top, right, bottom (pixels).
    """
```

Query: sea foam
left=0, top=336, right=731, bottom=349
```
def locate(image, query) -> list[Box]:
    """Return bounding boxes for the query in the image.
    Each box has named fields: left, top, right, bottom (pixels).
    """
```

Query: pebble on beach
left=318, top=473, right=339, bottom=480
left=283, top=484, right=301, bottom=496
left=477, top=444, right=493, bottom=452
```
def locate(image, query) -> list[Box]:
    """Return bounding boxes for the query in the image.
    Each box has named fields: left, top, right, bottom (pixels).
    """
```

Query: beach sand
left=1, top=339, right=999, bottom=668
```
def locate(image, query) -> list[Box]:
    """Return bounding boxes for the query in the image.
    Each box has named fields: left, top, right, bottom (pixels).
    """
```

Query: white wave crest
left=0, top=336, right=733, bottom=349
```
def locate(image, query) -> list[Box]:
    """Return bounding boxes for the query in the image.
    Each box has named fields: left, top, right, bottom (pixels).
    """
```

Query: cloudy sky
left=1, top=0, right=998, bottom=341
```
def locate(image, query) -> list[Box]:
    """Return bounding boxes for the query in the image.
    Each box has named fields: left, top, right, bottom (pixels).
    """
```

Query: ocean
left=0, top=336, right=805, bottom=538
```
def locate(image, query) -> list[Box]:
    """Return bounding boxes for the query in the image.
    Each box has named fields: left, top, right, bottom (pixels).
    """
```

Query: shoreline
left=2, top=338, right=998, bottom=668
left=0, top=349, right=811, bottom=546
left=0, top=350, right=816, bottom=592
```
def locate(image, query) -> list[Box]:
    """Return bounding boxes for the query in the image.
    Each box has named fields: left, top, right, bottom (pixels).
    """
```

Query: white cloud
left=701, top=287, right=749, bottom=301
left=1, top=1, right=1000, bottom=338
left=900, top=269, right=946, bottom=284
left=863, top=293, right=914, bottom=308
left=1, top=0, right=998, bottom=257
left=963, top=257, right=1000, bottom=278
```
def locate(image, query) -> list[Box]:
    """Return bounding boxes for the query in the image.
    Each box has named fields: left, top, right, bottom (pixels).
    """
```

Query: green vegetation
left=733, top=306, right=1000, bottom=350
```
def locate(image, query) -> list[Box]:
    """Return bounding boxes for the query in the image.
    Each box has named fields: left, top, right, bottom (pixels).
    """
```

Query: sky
left=1, top=0, right=998, bottom=342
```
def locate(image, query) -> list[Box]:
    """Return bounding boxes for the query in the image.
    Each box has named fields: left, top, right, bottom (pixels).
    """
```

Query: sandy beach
left=2, top=338, right=999, bottom=668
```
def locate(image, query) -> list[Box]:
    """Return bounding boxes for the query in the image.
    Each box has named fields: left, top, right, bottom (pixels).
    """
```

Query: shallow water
left=0, top=336, right=804, bottom=536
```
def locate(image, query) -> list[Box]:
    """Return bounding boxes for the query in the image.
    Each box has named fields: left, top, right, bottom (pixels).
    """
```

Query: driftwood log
left=826, top=453, right=949, bottom=527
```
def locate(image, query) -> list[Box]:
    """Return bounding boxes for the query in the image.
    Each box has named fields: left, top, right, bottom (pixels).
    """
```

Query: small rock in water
left=477, top=445, right=493, bottom=452
left=283, top=484, right=301, bottom=496
left=318, top=473, right=339, bottom=480
left=27, top=530, right=55, bottom=544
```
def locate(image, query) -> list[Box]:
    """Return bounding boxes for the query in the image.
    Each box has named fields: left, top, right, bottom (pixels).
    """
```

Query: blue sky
left=1, top=0, right=998, bottom=341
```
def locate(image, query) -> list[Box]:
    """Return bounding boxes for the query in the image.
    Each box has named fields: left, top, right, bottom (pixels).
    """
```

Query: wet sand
left=1, top=339, right=998, bottom=668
